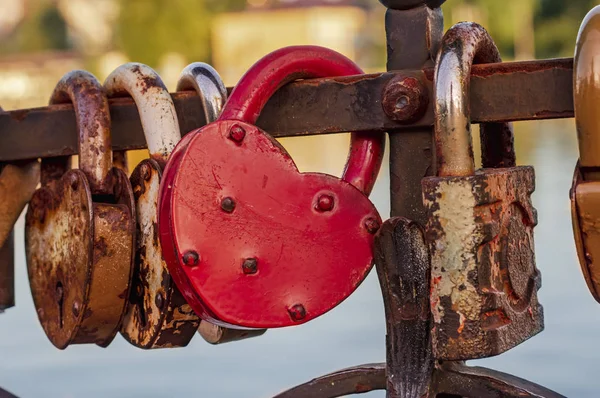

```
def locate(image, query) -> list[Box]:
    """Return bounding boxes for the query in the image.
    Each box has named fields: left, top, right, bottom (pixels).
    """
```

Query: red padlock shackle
left=219, top=46, right=385, bottom=196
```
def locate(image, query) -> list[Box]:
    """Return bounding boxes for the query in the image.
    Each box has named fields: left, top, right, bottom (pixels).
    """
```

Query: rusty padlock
left=571, top=6, right=600, bottom=304
left=25, top=71, right=135, bottom=349
left=159, top=46, right=385, bottom=329
left=103, top=63, right=199, bottom=349
left=0, top=153, right=40, bottom=312
left=176, top=62, right=266, bottom=343
left=422, top=23, right=543, bottom=360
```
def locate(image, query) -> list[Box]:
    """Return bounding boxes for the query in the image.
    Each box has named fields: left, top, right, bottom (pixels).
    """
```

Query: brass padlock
left=26, top=71, right=135, bottom=349
left=571, top=5, right=600, bottom=303
left=422, top=23, right=543, bottom=360
left=104, top=63, right=200, bottom=349
left=176, top=62, right=266, bottom=344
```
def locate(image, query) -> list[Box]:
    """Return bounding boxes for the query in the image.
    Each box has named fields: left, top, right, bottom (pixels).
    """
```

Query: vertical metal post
left=378, top=1, right=446, bottom=397
left=382, top=0, right=444, bottom=223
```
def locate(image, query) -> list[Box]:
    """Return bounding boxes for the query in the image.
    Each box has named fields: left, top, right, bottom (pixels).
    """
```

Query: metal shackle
left=177, top=63, right=267, bottom=344
left=104, top=63, right=181, bottom=168
left=574, top=5, right=600, bottom=180
left=219, top=45, right=385, bottom=196
left=177, top=63, right=227, bottom=125
left=49, top=71, right=113, bottom=193
left=434, top=23, right=515, bottom=177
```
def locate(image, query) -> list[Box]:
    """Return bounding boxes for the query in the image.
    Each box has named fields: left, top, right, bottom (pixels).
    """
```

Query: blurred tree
left=534, top=0, right=597, bottom=58
left=115, top=0, right=246, bottom=67
left=0, top=0, right=69, bottom=55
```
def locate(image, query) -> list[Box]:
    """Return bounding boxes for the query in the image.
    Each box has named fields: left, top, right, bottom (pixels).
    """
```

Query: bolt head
left=288, top=304, right=306, bottom=321
left=364, top=217, right=381, bottom=234
left=155, top=292, right=164, bottom=309
left=228, top=124, right=246, bottom=143
left=221, top=197, right=236, bottom=213
left=182, top=250, right=200, bottom=267
left=382, top=76, right=428, bottom=123
left=316, top=194, right=335, bottom=212
left=242, top=258, right=258, bottom=275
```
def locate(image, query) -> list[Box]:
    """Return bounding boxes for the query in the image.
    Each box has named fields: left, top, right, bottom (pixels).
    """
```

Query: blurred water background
left=0, top=0, right=599, bottom=397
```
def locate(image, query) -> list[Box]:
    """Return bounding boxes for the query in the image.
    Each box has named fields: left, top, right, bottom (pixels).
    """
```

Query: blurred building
left=212, top=0, right=376, bottom=175
left=212, top=0, right=371, bottom=85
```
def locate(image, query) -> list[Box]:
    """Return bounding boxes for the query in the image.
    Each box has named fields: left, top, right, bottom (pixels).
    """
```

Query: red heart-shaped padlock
left=159, top=46, right=385, bottom=329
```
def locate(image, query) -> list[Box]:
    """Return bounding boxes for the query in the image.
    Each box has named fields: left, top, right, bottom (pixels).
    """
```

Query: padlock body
left=571, top=166, right=600, bottom=302
left=26, top=169, right=135, bottom=348
left=422, top=166, right=543, bottom=360
left=159, top=120, right=381, bottom=329
left=121, top=159, right=199, bottom=348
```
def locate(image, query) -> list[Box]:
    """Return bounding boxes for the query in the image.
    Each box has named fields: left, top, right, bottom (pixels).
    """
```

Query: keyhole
left=56, top=282, right=64, bottom=329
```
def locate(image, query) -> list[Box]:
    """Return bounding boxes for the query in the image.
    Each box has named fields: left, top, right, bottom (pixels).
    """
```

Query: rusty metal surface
left=25, top=71, right=135, bottom=348
left=104, top=63, right=198, bottom=349
left=422, top=167, right=543, bottom=360
left=375, top=218, right=432, bottom=398
left=382, top=75, right=429, bottom=123
left=432, top=363, right=566, bottom=398
left=273, top=363, right=386, bottom=397
left=49, top=70, right=113, bottom=194
left=104, top=63, right=180, bottom=168
left=273, top=361, right=564, bottom=398
left=0, top=59, right=574, bottom=162
left=122, top=159, right=199, bottom=348
left=0, top=231, right=14, bottom=311
left=0, top=161, right=40, bottom=248
left=434, top=22, right=512, bottom=177
left=386, top=5, right=443, bottom=227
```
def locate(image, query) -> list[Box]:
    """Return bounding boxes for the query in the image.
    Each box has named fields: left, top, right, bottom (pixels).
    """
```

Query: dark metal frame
left=0, top=0, right=577, bottom=396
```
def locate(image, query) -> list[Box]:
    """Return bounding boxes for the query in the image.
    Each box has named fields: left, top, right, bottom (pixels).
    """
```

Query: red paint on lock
left=159, top=46, right=384, bottom=328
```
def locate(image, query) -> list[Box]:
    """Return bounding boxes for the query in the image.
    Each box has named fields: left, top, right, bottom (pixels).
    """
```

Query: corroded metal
left=422, top=23, right=543, bottom=361
left=275, top=362, right=564, bottom=398
left=104, top=63, right=200, bottom=349
left=178, top=62, right=268, bottom=344
left=423, top=168, right=542, bottom=360
left=381, top=76, right=429, bottom=123
left=0, top=230, right=14, bottom=312
left=104, top=63, right=180, bottom=168
left=434, top=22, right=514, bottom=177
left=0, top=159, right=40, bottom=311
left=273, top=364, right=386, bottom=398
left=0, top=59, right=575, bottom=162
left=571, top=6, right=600, bottom=303
left=25, top=71, right=135, bottom=349
left=375, top=218, right=432, bottom=398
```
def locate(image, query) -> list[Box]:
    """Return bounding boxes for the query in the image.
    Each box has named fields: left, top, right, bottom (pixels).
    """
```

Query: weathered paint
left=423, top=167, right=543, bottom=360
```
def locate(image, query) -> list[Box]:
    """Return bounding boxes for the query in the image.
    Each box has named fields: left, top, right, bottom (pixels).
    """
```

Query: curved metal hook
left=177, top=63, right=227, bottom=124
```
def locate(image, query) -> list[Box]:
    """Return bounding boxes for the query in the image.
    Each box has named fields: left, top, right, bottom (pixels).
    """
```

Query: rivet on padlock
left=25, top=71, right=135, bottom=349
left=571, top=6, right=600, bottom=304
left=159, top=46, right=385, bottom=329
left=104, top=63, right=199, bottom=349
left=422, top=23, right=543, bottom=360
left=176, top=62, right=266, bottom=343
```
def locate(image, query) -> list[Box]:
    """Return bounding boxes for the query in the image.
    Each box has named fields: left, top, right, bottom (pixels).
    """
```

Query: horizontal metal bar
left=0, top=58, right=573, bottom=161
